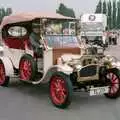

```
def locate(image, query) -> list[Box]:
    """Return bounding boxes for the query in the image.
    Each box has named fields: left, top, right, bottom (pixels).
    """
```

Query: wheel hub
left=106, top=72, right=119, bottom=95
left=50, top=76, right=67, bottom=105
left=20, top=59, right=32, bottom=80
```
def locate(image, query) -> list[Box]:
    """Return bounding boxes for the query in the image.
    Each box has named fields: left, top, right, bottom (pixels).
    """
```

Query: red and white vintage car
left=0, top=12, right=120, bottom=109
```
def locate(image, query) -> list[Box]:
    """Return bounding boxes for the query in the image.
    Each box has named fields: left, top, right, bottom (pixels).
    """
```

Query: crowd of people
left=107, top=31, right=119, bottom=45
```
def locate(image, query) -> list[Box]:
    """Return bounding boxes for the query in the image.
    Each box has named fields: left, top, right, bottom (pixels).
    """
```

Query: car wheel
left=0, top=60, right=9, bottom=87
left=105, top=69, right=120, bottom=99
left=49, top=72, right=73, bottom=109
left=19, top=54, right=37, bottom=81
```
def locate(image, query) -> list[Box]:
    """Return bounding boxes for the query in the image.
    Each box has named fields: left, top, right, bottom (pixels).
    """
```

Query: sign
left=90, top=86, right=109, bottom=96
left=89, top=15, right=96, bottom=21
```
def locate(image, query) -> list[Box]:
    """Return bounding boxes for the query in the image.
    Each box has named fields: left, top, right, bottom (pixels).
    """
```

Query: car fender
left=57, top=64, right=73, bottom=75
left=32, top=64, right=73, bottom=84
left=0, top=56, right=14, bottom=76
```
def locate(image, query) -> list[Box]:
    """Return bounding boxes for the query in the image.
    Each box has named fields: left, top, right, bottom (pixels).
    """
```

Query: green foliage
left=117, top=0, right=120, bottom=29
left=6, top=8, right=12, bottom=15
left=112, top=0, right=117, bottom=29
left=107, top=0, right=112, bottom=29
left=56, top=3, right=75, bottom=18
left=95, top=0, right=120, bottom=30
left=103, top=0, right=107, bottom=14
left=0, top=7, right=12, bottom=23
left=95, top=0, right=102, bottom=13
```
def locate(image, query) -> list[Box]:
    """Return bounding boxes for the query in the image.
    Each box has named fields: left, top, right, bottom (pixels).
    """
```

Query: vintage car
left=0, top=12, right=120, bottom=109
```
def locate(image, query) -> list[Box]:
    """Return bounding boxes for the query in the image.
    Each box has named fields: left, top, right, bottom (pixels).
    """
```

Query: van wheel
left=19, top=54, right=37, bottom=81
left=105, top=69, right=120, bottom=99
left=0, top=60, right=9, bottom=87
left=49, top=72, right=73, bottom=109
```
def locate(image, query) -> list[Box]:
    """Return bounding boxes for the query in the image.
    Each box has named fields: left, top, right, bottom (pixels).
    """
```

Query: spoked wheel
left=19, top=54, right=37, bottom=81
left=0, top=60, right=9, bottom=87
left=49, top=72, right=72, bottom=109
left=105, top=69, right=120, bottom=98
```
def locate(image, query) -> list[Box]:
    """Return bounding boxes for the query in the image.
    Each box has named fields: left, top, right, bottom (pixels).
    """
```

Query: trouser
left=112, top=38, right=117, bottom=45
left=34, top=47, right=43, bottom=57
left=114, top=38, right=117, bottom=45
left=109, top=37, right=112, bottom=45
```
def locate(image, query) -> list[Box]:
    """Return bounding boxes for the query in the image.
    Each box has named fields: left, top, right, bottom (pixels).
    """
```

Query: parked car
left=0, top=12, right=120, bottom=109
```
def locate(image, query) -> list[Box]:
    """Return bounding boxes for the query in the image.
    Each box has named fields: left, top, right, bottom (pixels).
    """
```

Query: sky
left=0, top=0, right=98, bottom=17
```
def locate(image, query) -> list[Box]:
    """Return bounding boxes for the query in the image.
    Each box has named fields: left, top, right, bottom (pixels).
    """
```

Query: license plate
left=90, top=86, right=109, bottom=96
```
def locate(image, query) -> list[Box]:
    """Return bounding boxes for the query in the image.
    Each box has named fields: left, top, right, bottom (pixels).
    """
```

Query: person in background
left=108, top=32, right=112, bottom=45
left=115, top=32, right=118, bottom=45
left=112, top=32, right=117, bottom=45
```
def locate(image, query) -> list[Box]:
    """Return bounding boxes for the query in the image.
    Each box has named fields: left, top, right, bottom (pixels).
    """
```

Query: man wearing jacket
left=29, top=23, right=43, bottom=56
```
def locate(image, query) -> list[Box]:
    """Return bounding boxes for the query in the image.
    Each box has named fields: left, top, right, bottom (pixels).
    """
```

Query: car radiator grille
left=80, top=65, right=97, bottom=77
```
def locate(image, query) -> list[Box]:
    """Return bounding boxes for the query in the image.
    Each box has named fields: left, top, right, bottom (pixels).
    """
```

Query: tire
left=104, top=68, right=120, bottom=99
left=49, top=72, right=73, bottom=109
left=0, top=60, right=9, bottom=87
left=19, top=54, right=37, bottom=81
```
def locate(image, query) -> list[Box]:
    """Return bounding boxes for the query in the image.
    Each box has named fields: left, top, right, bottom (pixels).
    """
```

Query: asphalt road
left=1, top=43, right=120, bottom=120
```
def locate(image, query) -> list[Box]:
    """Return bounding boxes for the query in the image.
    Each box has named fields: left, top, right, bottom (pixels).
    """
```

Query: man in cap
left=29, top=23, right=43, bottom=56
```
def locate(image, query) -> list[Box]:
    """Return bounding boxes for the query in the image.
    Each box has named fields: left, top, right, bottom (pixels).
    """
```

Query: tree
left=117, top=0, right=120, bottom=29
left=6, top=8, right=12, bottom=16
left=1, top=8, right=6, bottom=18
left=107, top=0, right=112, bottom=29
left=0, top=8, right=6, bottom=23
left=112, top=0, right=117, bottom=29
left=56, top=3, right=76, bottom=18
left=102, top=0, right=107, bottom=14
left=0, top=7, right=12, bottom=23
left=95, top=0, right=102, bottom=13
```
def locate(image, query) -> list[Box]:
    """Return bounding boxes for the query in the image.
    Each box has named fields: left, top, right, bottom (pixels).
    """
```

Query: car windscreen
left=45, top=35, right=79, bottom=48
left=45, top=21, right=76, bottom=35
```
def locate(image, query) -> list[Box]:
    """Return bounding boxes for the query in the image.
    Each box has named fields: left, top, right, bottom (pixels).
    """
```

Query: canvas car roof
left=0, top=12, right=76, bottom=29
